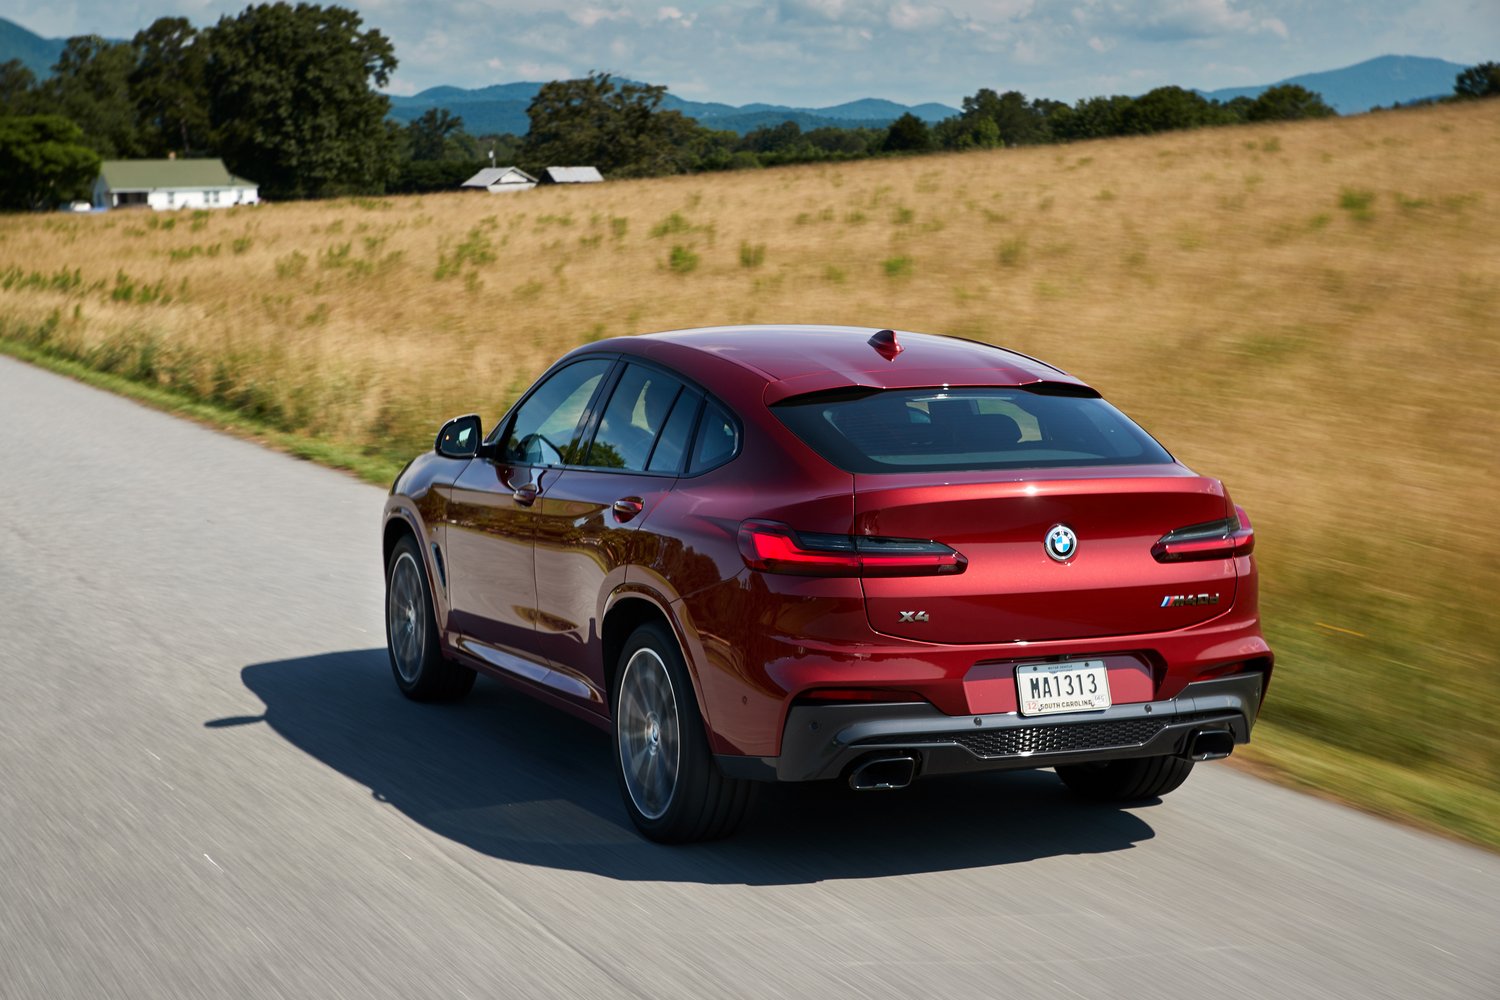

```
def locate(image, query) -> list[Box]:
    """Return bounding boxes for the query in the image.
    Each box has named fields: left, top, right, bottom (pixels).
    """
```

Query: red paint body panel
left=383, top=326, right=1273, bottom=769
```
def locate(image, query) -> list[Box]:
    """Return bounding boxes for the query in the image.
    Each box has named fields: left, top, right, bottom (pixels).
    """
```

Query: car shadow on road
left=208, top=649, right=1158, bottom=884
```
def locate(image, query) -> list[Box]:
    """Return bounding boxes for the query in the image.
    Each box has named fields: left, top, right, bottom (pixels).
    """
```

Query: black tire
left=1055, top=755, right=1195, bottom=802
left=385, top=535, right=475, bottom=702
left=611, top=621, right=752, bottom=843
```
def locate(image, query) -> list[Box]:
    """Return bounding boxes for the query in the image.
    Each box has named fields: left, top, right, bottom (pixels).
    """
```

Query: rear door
left=533, top=363, right=703, bottom=705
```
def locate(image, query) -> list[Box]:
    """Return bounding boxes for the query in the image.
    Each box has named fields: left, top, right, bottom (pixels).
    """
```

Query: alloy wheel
left=387, top=551, right=426, bottom=684
left=616, top=647, right=682, bottom=820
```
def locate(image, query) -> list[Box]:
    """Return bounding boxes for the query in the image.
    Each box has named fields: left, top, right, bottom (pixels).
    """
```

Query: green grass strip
left=1239, top=720, right=1500, bottom=851
left=0, top=336, right=405, bottom=487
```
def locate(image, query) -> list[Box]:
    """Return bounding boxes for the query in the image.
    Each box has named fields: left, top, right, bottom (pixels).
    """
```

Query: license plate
left=1016, top=660, right=1111, bottom=716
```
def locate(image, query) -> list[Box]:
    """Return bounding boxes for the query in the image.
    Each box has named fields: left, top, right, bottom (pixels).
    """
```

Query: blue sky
left=11, top=1, right=1498, bottom=105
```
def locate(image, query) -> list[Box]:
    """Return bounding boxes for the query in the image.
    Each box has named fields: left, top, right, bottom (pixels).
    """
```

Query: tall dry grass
left=3, top=100, right=1498, bottom=834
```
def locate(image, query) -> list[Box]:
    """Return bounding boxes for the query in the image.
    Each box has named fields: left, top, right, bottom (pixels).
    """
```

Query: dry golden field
left=3, top=99, right=1498, bottom=843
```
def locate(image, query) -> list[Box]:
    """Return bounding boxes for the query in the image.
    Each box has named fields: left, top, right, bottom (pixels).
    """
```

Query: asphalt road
left=1, top=353, right=1496, bottom=1000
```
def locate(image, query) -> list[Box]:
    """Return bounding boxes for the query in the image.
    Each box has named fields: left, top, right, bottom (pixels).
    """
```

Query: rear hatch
left=855, top=469, right=1237, bottom=643
left=772, top=384, right=1240, bottom=644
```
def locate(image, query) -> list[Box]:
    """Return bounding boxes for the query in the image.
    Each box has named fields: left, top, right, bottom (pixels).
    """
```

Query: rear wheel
left=385, top=536, right=475, bottom=702
left=1055, top=755, right=1194, bottom=802
left=611, top=621, right=751, bottom=843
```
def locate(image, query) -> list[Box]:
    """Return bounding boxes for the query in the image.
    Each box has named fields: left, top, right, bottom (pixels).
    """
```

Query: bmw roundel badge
left=1045, top=524, right=1078, bottom=562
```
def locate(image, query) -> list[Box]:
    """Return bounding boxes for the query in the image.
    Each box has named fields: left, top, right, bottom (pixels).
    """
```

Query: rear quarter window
left=688, top=400, right=740, bottom=474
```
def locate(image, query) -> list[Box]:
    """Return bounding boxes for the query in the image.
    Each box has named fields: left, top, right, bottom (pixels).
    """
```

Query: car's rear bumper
left=715, top=670, right=1264, bottom=783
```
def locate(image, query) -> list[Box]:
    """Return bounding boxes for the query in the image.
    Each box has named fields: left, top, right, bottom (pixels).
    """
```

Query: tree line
left=2, top=1, right=1496, bottom=209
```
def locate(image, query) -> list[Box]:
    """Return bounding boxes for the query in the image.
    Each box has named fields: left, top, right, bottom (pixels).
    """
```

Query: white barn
left=461, top=167, right=537, bottom=193
left=540, top=166, right=604, bottom=185
left=93, top=159, right=259, bottom=211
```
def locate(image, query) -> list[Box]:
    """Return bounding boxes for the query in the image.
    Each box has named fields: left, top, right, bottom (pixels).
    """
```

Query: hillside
left=1, top=100, right=1498, bottom=846
left=1200, top=54, right=1467, bottom=112
left=0, top=16, right=65, bottom=77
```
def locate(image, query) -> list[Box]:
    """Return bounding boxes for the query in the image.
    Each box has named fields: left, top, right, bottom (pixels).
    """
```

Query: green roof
left=98, top=159, right=257, bottom=191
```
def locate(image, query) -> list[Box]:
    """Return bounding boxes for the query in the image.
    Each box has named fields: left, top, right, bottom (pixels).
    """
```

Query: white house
left=460, top=167, right=538, bottom=193
left=93, top=159, right=259, bottom=211
left=540, top=166, right=604, bottom=185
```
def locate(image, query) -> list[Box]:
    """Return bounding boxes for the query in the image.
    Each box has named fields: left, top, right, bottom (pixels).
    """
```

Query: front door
left=443, top=357, right=615, bottom=671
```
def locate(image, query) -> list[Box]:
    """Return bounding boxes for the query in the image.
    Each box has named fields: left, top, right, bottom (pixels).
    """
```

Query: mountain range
left=0, top=15, right=1471, bottom=131
left=388, top=85, right=958, bottom=136
left=0, top=15, right=68, bottom=77
left=1197, top=54, right=1467, bottom=113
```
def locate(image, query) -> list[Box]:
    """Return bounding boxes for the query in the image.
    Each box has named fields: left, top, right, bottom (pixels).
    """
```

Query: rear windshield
left=773, top=387, right=1174, bottom=473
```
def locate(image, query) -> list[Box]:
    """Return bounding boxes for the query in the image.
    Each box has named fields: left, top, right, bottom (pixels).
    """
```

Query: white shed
left=540, top=166, right=604, bottom=184
left=461, top=167, right=538, bottom=193
left=93, top=159, right=258, bottom=211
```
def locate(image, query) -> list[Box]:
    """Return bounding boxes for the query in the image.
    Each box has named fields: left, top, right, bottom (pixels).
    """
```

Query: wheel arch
left=383, top=512, right=418, bottom=566
left=601, top=594, right=714, bottom=734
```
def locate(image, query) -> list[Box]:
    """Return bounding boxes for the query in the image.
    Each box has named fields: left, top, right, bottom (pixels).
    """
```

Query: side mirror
left=435, top=413, right=483, bottom=459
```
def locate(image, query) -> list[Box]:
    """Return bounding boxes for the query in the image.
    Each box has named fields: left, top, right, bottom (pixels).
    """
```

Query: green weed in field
left=650, top=212, right=692, bottom=238
left=1339, top=187, right=1377, bottom=221
left=667, top=245, right=699, bottom=274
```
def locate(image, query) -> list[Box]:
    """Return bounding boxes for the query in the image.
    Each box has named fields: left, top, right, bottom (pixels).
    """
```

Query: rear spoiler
left=766, top=376, right=1101, bottom=407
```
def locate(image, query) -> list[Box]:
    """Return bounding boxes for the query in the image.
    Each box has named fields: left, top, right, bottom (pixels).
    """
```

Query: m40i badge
left=1160, top=593, right=1220, bottom=607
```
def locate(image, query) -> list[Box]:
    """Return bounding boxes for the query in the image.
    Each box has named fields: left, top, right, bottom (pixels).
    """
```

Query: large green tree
left=1120, top=86, right=1223, bottom=134
left=1048, top=95, right=1137, bottom=140
left=203, top=2, right=399, bottom=198
left=404, top=108, right=477, bottom=162
left=0, top=59, right=38, bottom=113
left=0, top=115, right=101, bottom=210
left=1248, top=84, right=1336, bottom=121
left=882, top=112, right=934, bottom=152
left=37, top=36, right=143, bottom=157
left=522, top=72, right=705, bottom=177
left=131, top=17, right=210, bottom=156
left=1454, top=62, right=1500, bottom=99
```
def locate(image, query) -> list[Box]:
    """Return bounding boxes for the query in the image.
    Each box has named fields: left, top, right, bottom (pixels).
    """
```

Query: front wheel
left=1055, top=755, right=1194, bottom=802
left=611, top=622, right=751, bottom=843
left=385, top=536, right=475, bottom=702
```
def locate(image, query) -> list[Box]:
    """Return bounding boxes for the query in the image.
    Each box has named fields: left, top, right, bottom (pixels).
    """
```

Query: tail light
left=737, top=519, right=967, bottom=577
left=1152, top=505, right=1255, bottom=563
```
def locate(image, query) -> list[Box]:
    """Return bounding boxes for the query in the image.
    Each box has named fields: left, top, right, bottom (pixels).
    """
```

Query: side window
left=585, top=364, right=688, bottom=472
left=647, top=389, right=702, bottom=474
left=502, top=359, right=612, bottom=466
left=688, top=400, right=739, bottom=473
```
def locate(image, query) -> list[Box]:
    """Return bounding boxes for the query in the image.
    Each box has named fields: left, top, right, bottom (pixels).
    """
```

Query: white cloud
left=888, top=3, right=946, bottom=31
left=1259, top=16, right=1288, bottom=38
left=568, top=6, right=630, bottom=28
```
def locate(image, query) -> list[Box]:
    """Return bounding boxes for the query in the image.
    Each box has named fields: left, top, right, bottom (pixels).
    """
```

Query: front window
left=773, top=386, right=1173, bottom=473
left=501, top=359, right=613, bottom=466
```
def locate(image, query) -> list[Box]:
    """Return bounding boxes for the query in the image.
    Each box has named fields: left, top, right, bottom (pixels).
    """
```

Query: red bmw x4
left=382, top=326, right=1272, bottom=842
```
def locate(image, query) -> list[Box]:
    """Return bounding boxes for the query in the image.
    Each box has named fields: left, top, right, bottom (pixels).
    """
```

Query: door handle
left=611, top=497, right=645, bottom=522
left=512, top=483, right=540, bottom=507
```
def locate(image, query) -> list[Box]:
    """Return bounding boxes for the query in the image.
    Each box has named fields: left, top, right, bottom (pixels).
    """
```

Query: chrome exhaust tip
left=847, top=754, right=917, bottom=791
left=1187, top=729, right=1235, bottom=761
